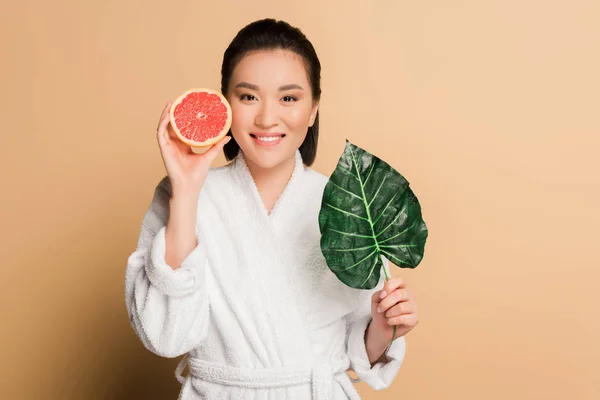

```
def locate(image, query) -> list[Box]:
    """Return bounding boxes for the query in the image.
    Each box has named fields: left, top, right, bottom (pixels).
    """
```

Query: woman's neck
left=245, top=154, right=296, bottom=214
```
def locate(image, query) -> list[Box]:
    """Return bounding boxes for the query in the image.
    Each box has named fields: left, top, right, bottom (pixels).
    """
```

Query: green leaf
left=318, top=140, right=428, bottom=290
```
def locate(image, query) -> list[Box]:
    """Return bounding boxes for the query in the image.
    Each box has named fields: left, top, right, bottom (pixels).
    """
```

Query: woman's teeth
left=256, top=136, right=282, bottom=142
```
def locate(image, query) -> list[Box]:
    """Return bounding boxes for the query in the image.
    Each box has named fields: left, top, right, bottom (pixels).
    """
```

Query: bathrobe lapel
left=225, top=149, right=317, bottom=363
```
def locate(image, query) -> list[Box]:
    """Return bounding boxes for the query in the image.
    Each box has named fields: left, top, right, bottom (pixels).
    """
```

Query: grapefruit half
left=169, top=88, right=232, bottom=153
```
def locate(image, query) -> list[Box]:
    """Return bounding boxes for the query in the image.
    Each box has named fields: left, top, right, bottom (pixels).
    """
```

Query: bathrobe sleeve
left=345, top=256, right=407, bottom=390
left=125, top=176, right=210, bottom=358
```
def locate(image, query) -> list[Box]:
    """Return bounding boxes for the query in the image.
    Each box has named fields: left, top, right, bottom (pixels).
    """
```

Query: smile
left=250, top=134, right=286, bottom=147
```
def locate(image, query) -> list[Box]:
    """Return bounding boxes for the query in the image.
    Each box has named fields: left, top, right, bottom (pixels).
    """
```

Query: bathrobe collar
left=232, top=149, right=307, bottom=230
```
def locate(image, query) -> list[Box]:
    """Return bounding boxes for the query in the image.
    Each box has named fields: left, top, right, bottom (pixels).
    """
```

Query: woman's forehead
left=231, top=50, right=310, bottom=88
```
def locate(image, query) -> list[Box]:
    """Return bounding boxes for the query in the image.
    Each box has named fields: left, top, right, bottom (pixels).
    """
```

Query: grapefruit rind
left=169, top=88, right=232, bottom=149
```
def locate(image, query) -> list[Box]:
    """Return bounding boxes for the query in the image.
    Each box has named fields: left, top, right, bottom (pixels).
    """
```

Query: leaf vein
left=342, top=250, right=377, bottom=270
left=379, top=244, right=418, bottom=249
left=378, top=220, right=418, bottom=244
left=330, top=245, right=377, bottom=252
left=372, top=191, right=400, bottom=226
left=367, top=175, right=387, bottom=208
left=328, top=181, right=363, bottom=200
left=380, top=250, right=413, bottom=266
left=375, top=205, right=406, bottom=238
left=324, top=203, right=368, bottom=221
left=363, top=162, right=376, bottom=186
left=360, top=256, right=379, bottom=286
left=337, top=166, right=360, bottom=181
left=328, top=229, right=375, bottom=239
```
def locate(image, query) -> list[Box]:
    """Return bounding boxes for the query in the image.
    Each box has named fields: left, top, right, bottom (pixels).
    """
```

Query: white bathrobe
left=125, top=149, right=406, bottom=399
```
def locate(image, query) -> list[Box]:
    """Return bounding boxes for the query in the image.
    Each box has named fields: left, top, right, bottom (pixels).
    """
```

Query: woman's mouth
left=250, top=134, right=286, bottom=147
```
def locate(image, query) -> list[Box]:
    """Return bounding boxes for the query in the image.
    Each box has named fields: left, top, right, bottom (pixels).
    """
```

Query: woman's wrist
left=365, top=320, right=389, bottom=366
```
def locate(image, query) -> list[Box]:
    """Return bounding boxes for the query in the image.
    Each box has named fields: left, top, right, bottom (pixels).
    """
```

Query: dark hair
left=221, top=18, right=322, bottom=166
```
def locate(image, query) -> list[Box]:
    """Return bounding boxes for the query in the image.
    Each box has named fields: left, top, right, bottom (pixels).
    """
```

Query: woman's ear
left=309, top=101, right=319, bottom=127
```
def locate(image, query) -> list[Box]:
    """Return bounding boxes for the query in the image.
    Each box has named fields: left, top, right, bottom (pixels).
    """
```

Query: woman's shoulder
left=303, top=166, right=329, bottom=189
left=206, top=160, right=234, bottom=178
left=150, top=161, right=234, bottom=199
left=201, top=161, right=236, bottom=189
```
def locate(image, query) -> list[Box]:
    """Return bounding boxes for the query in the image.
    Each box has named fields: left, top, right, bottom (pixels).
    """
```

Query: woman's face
left=227, top=49, right=319, bottom=170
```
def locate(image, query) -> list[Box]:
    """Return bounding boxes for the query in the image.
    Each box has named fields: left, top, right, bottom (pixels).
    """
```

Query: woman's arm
left=365, top=320, right=390, bottom=366
left=166, top=187, right=201, bottom=269
left=125, top=177, right=210, bottom=358
left=344, top=257, right=407, bottom=390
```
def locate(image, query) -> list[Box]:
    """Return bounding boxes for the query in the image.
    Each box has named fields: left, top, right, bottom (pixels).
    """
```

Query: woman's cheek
left=286, top=105, right=312, bottom=132
left=230, top=103, right=252, bottom=132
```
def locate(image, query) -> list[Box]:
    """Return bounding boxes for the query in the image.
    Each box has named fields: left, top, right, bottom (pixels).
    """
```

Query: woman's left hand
left=370, top=276, right=419, bottom=341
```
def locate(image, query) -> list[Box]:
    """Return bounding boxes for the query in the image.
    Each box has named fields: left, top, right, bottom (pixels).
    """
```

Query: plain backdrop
left=1, top=0, right=598, bottom=399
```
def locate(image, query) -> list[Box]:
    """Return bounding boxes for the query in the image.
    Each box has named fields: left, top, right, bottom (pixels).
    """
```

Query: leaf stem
left=381, top=255, right=396, bottom=357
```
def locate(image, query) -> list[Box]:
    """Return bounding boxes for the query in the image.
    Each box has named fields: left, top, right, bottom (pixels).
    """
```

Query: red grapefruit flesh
left=169, top=88, right=232, bottom=151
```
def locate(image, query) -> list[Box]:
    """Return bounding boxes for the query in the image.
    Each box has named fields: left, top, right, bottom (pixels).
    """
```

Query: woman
left=125, top=18, right=419, bottom=399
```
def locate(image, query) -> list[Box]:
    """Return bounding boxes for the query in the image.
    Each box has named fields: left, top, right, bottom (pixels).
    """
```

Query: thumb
left=371, top=289, right=385, bottom=306
left=371, top=279, right=392, bottom=307
left=202, top=135, right=231, bottom=161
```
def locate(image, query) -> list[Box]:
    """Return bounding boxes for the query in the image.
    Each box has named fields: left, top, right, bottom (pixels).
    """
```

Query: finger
left=157, top=110, right=172, bottom=147
left=373, top=278, right=407, bottom=306
left=382, top=277, right=407, bottom=296
left=371, top=290, right=385, bottom=305
left=167, top=122, right=192, bottom=153
left=158, top=101, right=172, bottom=125
left=387, top=313, right=419, bottom=327
left=157, top=102, right=172, bottom=134
left=384, top=301, right=415, bottom=318
left=377, top=289, right=411, bottom=314
left=201, top=135, right=232, bottom=160
left=157, top=119, right=171, bottom=148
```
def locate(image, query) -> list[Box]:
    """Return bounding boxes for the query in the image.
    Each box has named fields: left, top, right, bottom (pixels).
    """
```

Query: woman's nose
left=254, top=100, right=279, bottom=129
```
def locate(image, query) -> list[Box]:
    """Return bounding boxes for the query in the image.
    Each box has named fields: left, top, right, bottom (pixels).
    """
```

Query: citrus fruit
left=169, top=88, right=232, bottom=153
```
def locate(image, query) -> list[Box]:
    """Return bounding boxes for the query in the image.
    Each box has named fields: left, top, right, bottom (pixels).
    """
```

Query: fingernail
left=377, top=306, right=382, bottom=313
left=380, top=291, right=387, bottom=299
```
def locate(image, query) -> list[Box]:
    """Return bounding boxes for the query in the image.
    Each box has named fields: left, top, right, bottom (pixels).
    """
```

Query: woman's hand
left=156, top=101, right=231, bottom=194
left=370, top=276, right=419, bottom=343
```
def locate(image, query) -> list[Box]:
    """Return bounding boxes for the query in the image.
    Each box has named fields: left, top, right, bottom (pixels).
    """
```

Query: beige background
left=1, top=0, right=598, bottom=399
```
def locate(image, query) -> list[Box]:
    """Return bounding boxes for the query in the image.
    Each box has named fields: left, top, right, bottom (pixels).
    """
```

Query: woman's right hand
left=156, top=101, right=231, bottom=194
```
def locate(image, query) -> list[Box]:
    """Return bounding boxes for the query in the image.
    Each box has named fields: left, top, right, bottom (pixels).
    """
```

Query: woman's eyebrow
left=279, top=84, right=303, bottom=91
left=234, top=82, right=304, bottom=91
left=235, top=82, right=259, bottom=90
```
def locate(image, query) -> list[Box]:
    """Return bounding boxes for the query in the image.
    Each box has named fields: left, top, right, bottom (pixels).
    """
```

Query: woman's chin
left=241, top=146, right=295, bottom=171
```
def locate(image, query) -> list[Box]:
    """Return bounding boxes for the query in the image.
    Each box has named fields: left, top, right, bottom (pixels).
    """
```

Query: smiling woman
left=226, top=49, right=319, bottom=175
left=221, top=20, right=322, bottom=169
left=125, top=18, right=417, bottom=400
left=236, top=81, right=306, bottom=146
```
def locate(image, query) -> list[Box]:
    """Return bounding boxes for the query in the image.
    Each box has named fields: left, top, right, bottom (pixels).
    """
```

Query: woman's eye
left=282, top=96, right=297, bottom=102
left=240, top=94, right=256, bottom=101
